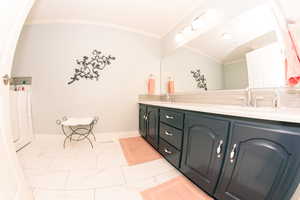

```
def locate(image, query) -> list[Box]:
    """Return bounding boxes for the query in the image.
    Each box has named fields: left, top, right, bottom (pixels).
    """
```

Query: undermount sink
left=212, top=105, right=277, bottom=112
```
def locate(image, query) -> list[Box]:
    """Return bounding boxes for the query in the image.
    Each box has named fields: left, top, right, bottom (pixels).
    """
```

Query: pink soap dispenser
left=167, top=76, right=175, bottom=95
left=147, top=74, right=155, bottom=95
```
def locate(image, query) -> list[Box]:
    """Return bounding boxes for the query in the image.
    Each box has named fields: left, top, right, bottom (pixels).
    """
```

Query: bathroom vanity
left=139, top=102, right=300, bottom=200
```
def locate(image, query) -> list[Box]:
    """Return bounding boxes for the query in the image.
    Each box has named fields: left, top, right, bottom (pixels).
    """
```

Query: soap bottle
left=167, top=76, right=174, bottom=95
left=147, top=74, right=155, bottom=95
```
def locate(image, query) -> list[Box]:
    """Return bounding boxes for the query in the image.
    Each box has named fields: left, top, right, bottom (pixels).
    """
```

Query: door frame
left=0, top=1, right=36, bottom=200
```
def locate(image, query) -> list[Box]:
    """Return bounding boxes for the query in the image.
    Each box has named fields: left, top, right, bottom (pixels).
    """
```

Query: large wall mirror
left=161, top=0, right=288, bottom=94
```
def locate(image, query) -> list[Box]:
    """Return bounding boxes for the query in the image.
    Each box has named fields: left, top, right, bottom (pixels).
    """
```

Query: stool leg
left=63, top=136, right=70, bottom=148
left=86, top=136, right=94, bottom=149
left=91, top=131, right=96, bottom=141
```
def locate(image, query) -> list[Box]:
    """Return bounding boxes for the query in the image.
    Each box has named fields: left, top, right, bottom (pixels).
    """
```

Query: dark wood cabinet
left=139, top=104, right=147, bottom=138
left=139, top=104, right=159, bottom=148
left=146, top=106, right=159, bottom=148
left=159, top=123, right=183, bottom=150
left=139, top=104, right=300, bottom=200
left=160, top=109, right=184, bottom=129
left=181, top=112, right=230, bottom=195
left=214, top=121, right=300, bottom=200
left=159, top=139, right=181, bottom=168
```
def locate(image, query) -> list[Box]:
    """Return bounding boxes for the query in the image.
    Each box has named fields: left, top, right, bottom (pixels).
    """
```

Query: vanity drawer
left=159, top=139, right=181, bottom=168
left=159, top=123, right=183, bottom=150
left=160, top=109, right=184, bottom=129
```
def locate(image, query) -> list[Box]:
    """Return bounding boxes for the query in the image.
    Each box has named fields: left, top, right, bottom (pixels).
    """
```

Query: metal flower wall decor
left=68, top=50, right=116, bottom=84
left=191, top=69, right=208, bottom=91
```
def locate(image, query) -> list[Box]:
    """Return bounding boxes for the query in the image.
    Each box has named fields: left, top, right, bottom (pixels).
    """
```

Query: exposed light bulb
left=192, top=17, right=204, bottom=30
left=182, top=26, right=193, bottom=36
left=222, top=33, right=232, bottom=40
left=175, top=32, right=184, bottom=43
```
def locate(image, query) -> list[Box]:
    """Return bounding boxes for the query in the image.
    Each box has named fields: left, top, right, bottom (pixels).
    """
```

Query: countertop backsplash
left=139, top=87, right=300, bottom=109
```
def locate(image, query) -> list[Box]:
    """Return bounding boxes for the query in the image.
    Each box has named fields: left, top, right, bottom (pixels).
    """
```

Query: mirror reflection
left=161, top=3, right=285, bottom=94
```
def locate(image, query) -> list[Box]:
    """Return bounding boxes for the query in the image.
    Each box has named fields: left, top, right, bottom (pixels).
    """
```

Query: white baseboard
left=34, top=130, right=140, bottom=142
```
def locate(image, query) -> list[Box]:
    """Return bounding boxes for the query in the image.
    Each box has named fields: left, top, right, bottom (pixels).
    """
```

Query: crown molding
left=25, top=19, right=162, bottom=39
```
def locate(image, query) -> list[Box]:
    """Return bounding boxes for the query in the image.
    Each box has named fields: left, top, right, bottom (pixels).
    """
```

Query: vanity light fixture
left=175, top=8, right=218, bottom=44
left=191, top=17, right=204, bottom=30
left=175, top=32, right=184, bottom=43
left=192, top=9, right=217, bottom=30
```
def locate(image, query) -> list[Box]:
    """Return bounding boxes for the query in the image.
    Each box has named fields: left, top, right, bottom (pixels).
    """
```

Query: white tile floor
left=17, top=132, right=182, bottom=200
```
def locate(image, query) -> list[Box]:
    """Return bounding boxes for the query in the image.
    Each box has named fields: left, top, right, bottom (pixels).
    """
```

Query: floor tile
left=95, top=186, right=143, bottom=200
left=50, top=153, right=98, bottom=170
left=122, top=159, right=173, bottom=183
left=119, top=136, right=161, bottom=166
left=66, top=167, right=125, bottom=189
left=34, top=189, right=94, bottom=200
left=97, top=149, right=127, bottom=169
left=18, top=154, right=54, bottom=170
left=18, top=132, right=195, bottom=200
left=125, top=177, right=158, bottom=192
left=24, top=169, right=69, bottom=189
left=155, top=169, right=182, bottom=184
left=141, top=176, right=214, bottom=200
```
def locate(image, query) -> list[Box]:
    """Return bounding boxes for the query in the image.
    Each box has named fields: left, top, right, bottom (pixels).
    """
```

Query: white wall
left=161, top=47, right=223, bottom=94
left=12, top=23, right=161, bottom=134
left=223, top=59, right=249, bottom=89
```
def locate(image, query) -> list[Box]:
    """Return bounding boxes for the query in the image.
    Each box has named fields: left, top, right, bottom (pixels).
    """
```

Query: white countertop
left=139, top=101, right=300, bottom=124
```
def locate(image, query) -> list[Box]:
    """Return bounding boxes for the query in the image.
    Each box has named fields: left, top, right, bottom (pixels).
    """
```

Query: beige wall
left=223, top=59, right=249, bottom=90
left=12, top=23, right=161, bottom=134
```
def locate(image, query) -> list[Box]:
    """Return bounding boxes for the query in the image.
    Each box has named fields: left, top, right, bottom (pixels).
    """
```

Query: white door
left=10, top=89, right=20, bottom=142
left=246, top=42, right=285, bottom=88
left=0, top=0, right=36, bottom=200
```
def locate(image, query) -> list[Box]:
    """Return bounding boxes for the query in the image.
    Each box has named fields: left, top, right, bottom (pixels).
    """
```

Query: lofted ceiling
left=26, top=0, right=204, bottom=38
left=186, top=4, right=278, bottom=63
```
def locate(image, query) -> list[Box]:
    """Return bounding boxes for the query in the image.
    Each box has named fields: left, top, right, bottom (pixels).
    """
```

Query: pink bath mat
left=119, top=136, right=161, bottom=166
left=141, top=176, right=214, bottom=200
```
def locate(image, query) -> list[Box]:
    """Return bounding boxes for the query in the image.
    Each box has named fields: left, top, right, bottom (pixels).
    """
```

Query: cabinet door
left=181, top=112, right=230, bottom=195
left=146, top=106, right=159, bottom=148
left=139, top=105, right=147, bottom=138
left=215, top=121, right=300, bottom=200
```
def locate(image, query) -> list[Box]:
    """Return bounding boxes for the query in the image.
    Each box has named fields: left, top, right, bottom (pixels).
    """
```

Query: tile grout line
left=64, top=170, right=71, bottom=190
left=120, top=166, right=128, bottom=185
left=93, top=188, right=96, bottom=200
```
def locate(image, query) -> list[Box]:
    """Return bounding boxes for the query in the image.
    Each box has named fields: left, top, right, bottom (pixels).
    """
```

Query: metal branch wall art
left=68, top=50, right=116, bottom=84
left=191, top=69, right=208, bottom=91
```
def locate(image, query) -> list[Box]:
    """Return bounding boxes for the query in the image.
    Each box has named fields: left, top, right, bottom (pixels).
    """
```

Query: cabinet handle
left=164, top=148, right=172, bottom=154
left=164, top=131, right=173, bottom=136
left=216, top=140, right=224, bottom=158
left=165, top=115, right=174, bottom=119
left=230, top=144, right=237, bottom=163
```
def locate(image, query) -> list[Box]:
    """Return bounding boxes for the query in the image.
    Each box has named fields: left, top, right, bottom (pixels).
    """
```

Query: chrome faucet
left=272, top=89, right=280, bottom=108
left=254, top=96, right=264, bottom=107
left=237, top=88, right=251, bottom=106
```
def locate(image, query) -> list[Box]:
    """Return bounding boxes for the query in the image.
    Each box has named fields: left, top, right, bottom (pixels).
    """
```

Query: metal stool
left=56, top=116, right=98, bottom=148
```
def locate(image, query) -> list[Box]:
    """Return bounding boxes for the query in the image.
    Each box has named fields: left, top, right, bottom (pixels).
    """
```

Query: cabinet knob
left=216, top=140, right=224, bottom=158
left=164, top=131, right=173, bottom=136
left=230, top=144, right=238, bottom=163
left=164, top=148, right=172, bottom=154
left=165, top=115, right=174, bottom=119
